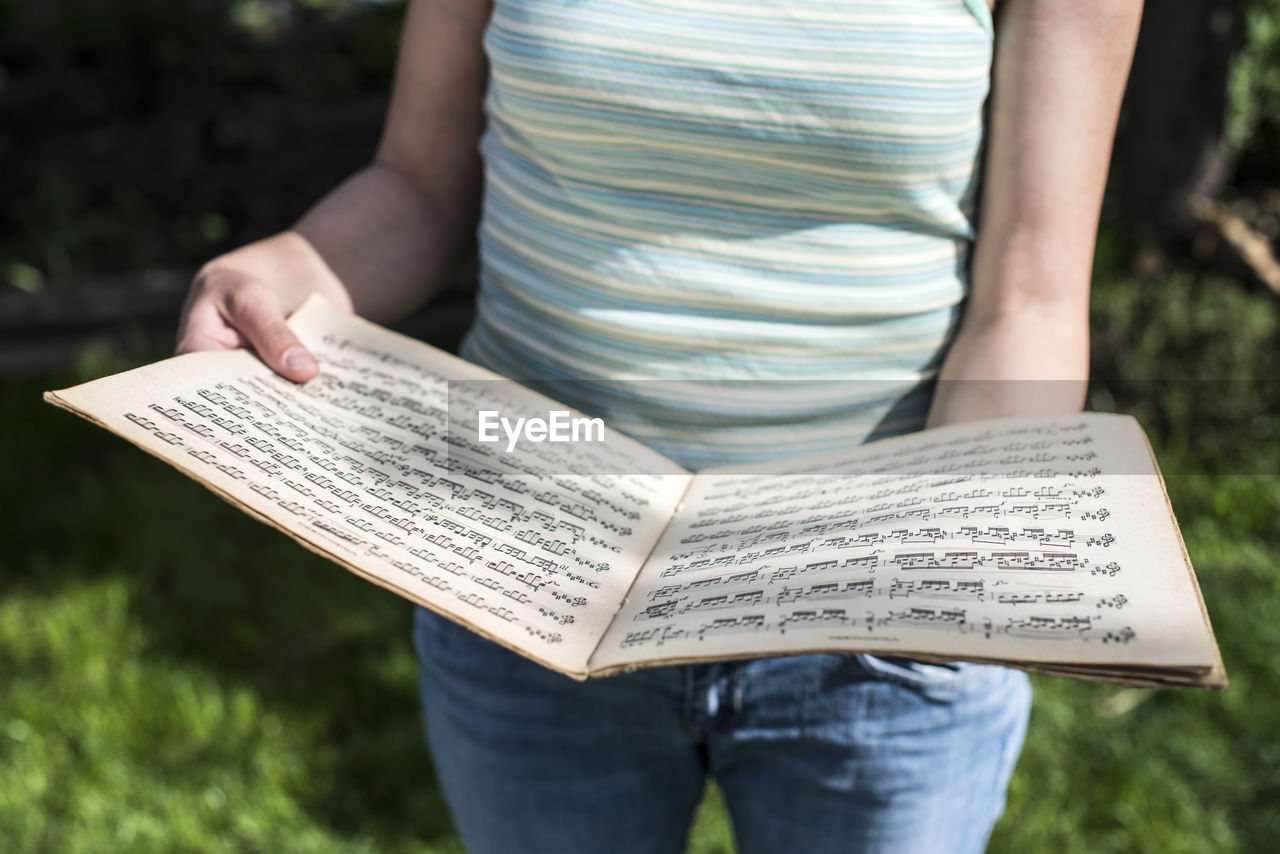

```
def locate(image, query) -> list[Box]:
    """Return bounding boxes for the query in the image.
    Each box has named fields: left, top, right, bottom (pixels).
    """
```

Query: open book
left=45, top=296, right=1226, bottom=689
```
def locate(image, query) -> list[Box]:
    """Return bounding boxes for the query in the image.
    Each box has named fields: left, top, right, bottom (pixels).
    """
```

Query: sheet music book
left=45, top=296, right=1226, bottom=688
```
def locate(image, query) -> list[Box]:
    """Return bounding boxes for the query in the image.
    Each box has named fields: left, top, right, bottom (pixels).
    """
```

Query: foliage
left=0, top=0, right=406, bottom=291
left=1228, top=0, right=1280, bottom=180
left=0, top=0, right=402, bottom=87
left=1089, top=228, right=1280, bottom=477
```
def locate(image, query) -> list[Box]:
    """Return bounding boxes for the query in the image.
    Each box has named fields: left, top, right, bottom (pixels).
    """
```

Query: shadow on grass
left=1, top=364, right=459, bottom=849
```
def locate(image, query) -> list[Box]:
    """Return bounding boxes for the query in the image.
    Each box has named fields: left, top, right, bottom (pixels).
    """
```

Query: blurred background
left=1, top=1, right=1278, bottom=851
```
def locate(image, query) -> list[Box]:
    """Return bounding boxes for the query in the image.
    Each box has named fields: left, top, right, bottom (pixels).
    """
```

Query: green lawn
left=2, top=262, right=1278, bottom=853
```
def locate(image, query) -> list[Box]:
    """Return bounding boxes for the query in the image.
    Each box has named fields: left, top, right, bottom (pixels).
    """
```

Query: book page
left=47, top=297, right=690, bottom=677
left=589, top=414, right=1222, bottom=682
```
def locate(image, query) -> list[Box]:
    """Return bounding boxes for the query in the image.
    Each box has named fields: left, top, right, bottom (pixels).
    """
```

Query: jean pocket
left=849, top=653, right=995, bottom=697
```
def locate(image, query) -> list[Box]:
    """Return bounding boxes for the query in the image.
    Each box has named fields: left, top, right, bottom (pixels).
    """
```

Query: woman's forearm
left=967, top=0, right=1142, bottom=321
left=194, top=158, right=479, bottom=329
left=299, top=0, right=490, bottom=321
left=927, top=0, right=1142, bottom=428
left=291, top=158, right=480, bottom=323
left=177, top=1, right=490, bottom=380
left=215, top=0, right=492, bottom=324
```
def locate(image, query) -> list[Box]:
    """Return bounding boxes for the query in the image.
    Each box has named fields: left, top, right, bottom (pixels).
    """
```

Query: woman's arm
left=926, top=0, right=1143, bottom=427
left=176, top=0, right=492, bottom=381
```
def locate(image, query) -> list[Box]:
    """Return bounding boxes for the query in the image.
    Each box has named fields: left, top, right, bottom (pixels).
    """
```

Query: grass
left=2, top=257, right=1279, bottom=852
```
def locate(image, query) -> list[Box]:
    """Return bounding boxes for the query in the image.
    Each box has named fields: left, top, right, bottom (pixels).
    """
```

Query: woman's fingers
left=219, top=278, right=319, bottom=382
left=176, top=271, right=319, bottom=383
left=175, top=297, right=246, bottom=355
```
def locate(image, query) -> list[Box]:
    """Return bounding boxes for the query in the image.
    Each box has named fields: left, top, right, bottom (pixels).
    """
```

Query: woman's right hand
left=176, top=0, right=489, bottom=382
left=175, top=230, right=354, bottom=383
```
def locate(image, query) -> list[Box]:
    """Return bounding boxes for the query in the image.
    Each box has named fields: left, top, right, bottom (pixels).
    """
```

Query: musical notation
left=102, top=314, right=691, bottom=672
left=55, top=297, right=1219, bottom=685
left=617, top=606, right=1137, bottom=649
left=593, top=411, right=1155, bottom=667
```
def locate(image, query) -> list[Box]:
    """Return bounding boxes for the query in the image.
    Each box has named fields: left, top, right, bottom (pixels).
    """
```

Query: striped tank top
left=460, top=0, right=996, bottom=470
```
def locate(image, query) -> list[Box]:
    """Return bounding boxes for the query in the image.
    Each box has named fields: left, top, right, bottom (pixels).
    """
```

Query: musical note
left=593, top=410, right=1152, bottom=670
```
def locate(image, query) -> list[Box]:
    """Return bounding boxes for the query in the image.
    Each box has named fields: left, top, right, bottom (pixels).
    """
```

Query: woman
left=177, top=1, right=1143, bottom=850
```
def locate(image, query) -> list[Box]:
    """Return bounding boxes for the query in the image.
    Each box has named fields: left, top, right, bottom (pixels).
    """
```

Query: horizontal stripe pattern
left=462, top=0, right=994, bottom=469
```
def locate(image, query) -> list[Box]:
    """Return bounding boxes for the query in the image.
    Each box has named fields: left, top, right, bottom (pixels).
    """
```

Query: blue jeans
left=413, top=607, right=1030, bottom=854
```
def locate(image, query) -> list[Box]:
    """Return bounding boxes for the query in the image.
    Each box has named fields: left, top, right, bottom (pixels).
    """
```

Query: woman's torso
left=462, top=0, right=995, bottom=469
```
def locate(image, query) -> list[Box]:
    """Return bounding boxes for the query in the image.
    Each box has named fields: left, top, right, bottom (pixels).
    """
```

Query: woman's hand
left=175, top=231, right=353, bottom=383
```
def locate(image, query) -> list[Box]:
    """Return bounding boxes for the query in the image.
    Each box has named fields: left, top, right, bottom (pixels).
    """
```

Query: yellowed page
left=590, top=413, right=1224, bottom=686
left=47, top=296, right=690, bottom=678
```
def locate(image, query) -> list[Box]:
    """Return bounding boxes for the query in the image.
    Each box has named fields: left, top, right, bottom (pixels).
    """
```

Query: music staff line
left=618, top=607, right=1137, bottom=649
left=146, top=376, right=645, bottom=543
left=126, top=378, right=667, bottom=642
left=660, top=537, right=1120, bottom=580
left=634, top=580, right=1128, bottom=621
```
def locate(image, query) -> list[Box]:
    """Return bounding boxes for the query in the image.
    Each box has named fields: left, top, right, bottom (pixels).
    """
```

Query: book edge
left=1135, top=424, right=1230, bottom=689
left=587, top=645, right=1225, bottom=689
